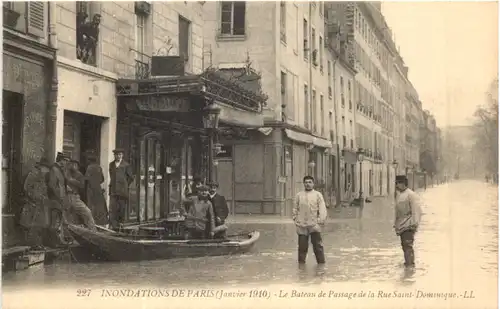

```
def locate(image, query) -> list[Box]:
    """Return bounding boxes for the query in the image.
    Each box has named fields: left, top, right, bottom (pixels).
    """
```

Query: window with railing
left=348, top=80, right=352, bottom=110
left=134, top=8, right=149, bottom=79
left=280, top=1, right=286, bottom=43
left=179, top=15, right=191, bottom=62
left=343, top=135, right=347, bottom=148
left=303, top=19, right=309, bottom=60
left=312, top=90, right=317, bottom=133
left=340, top=76, right=345, bottom=107
left=311, top=28, right=317, bottom=66
left=319, top=35, right=323, bottom=72
left=280, top=71, right=287, bottom=120
left=304, top=85, right=309, bottom=129
left=220, top=1, right=246, bottom=37
left=320, top=95, right=325, bottom=136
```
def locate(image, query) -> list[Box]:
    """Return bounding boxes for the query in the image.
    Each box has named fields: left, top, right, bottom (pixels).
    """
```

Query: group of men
left=19, top=148, right=134, bottom=248
left=292, top=174, right=422, bottom=270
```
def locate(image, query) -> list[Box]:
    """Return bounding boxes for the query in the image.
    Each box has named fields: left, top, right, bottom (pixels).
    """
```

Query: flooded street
left=3, top=180, right=498, bottom=309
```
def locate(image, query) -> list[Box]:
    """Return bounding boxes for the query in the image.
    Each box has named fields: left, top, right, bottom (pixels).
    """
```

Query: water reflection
left=2, top=181, right=498, bottom=308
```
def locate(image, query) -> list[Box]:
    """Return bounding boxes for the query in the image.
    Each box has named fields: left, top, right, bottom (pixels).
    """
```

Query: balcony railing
left=135, top=59, right=150, bottom=79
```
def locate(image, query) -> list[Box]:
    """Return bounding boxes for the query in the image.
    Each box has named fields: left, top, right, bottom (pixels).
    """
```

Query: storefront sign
left=132, top=96, right=190, bottom=112
left=3, top=53, right=43, bottom=93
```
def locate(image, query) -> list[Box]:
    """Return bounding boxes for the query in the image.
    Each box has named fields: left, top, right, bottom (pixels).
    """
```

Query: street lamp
left=202, top=102, right=221, bottom=182
left=357, top=148, right=365, bottom=199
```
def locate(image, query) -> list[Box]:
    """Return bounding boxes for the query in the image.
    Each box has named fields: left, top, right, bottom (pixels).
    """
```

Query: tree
left=473, top=78, right=498, bottom=182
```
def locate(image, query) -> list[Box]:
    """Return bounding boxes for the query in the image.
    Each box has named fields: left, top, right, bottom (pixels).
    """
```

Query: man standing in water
left=292, top=176, right=327, bottom=265
left=394, top=175, right=422, bottom=269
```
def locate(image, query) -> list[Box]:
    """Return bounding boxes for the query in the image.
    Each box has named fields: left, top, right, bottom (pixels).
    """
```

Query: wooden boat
left=67, top=223, right=260, bottom=262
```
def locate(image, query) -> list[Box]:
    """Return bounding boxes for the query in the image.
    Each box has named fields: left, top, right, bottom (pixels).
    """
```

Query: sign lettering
left=135, top=96, right=190, bottom=112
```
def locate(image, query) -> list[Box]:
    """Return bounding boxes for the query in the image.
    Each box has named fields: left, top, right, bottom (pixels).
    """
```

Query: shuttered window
left=27, top=2, right=45, bottom=37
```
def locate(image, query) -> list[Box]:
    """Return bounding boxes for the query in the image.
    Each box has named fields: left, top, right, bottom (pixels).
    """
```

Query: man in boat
left=394, top=175, right=422, bottom=270
left=108, top=148, right=134, bottom=231
left=66, top=160, right=97, bottom=231
left=208, top=182, right=229, bottom=238
left=184, top=185, right=216, bottom=239
left=292, top=175, right=327, bottom=265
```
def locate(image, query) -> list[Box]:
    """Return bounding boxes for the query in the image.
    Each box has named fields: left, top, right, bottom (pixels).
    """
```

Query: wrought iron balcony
left=135, top=59, right=150, bottom=79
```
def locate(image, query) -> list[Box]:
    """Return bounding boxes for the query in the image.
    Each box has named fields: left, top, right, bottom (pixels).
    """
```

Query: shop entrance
left=2, top=90, right=23, bottom=214
left=63, top=111, right=103, bottom=169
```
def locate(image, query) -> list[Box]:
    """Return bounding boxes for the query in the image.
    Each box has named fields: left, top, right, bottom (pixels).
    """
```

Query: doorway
left=63, top=111, right=103, bottom=170
left=136, top=132, right=164, bottom=222
left=2, top=90, right=23, bottom=214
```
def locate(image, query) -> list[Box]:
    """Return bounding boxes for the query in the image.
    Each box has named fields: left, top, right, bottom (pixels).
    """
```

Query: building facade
left=2, top=2, right=57, bottom=246
left=203, top=2, right=335, bottom=215
left=53, top=1, right=265, bottom=224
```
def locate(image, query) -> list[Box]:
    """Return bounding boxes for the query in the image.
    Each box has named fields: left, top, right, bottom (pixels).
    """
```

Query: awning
left=284, top=129, right=314, bottom=144
left=313, top=137, right=333, bottom=149
left=217, top=102, right=264, bottom=127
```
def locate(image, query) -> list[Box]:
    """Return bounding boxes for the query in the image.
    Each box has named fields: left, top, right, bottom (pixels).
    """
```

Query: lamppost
left=357, top=148, right=365, bottom=199
left=202, top=102, right=221, bottom=183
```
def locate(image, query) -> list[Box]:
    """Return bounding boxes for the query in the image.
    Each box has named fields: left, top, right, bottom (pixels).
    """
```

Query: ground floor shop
left=214, top=127, right=334, bottom=215
left=2, top=31, right=56, bottom=247
left=115, top=69, right=267, bottom=224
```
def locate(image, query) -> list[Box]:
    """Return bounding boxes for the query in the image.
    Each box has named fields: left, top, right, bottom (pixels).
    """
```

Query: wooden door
left=137, top=132, right=164, bottom=222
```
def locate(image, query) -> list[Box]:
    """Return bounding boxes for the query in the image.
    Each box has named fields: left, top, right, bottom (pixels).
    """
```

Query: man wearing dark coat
left=108, top=148, right=134, bottom=231
left=208, top=182, right=229, bottom=238
left=85, top=154, right=108, bottom=226
left=47, top=152, right=71, bottom=246
left=19, top=158, right=52, bottom=248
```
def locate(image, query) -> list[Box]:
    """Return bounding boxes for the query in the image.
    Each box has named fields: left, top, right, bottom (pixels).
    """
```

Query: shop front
left=2, top=29, right=56, bottom=246
left=115, top=69, right=266, bottom=224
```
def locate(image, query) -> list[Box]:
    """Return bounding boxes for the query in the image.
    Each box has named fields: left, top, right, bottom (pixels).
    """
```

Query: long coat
left=209, top=193, right=229, bottom=223
left=47, top=163, right=68, bottom=208
left=85, top=163, right=108, bottom=225
left=108, top=160, right=134, bottom=198
left=19, top=162, right=52, bottom=228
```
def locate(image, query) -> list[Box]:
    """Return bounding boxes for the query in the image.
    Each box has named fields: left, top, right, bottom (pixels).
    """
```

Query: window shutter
left=27, top=2, right=46, bottom=37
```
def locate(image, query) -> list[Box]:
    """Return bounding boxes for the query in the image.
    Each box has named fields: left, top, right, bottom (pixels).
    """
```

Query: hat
left=56, top=152, right=70, bottom=161
left=198, top=185, right=209, bottom=191
left=113, top=148, right=125, bottom=154
left=207, top=181, right=219, bottom=188
left=395, top=175, right=408, bottom=183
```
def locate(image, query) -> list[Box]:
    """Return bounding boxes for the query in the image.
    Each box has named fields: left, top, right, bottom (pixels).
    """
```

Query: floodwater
left=2, top=180, right=498, bottom=309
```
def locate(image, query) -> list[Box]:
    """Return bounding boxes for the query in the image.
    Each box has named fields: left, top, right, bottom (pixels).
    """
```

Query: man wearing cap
left=184, top=185, right=216, bottom=239
left=394, top=175, right=423, bottom=269
left=66, top=160, right=97, bottom=231
left=109, top=148, right=134, bottom=231
left=46, top=152, right=71, bottom=246
left=208, top=182, right=229, bottom=238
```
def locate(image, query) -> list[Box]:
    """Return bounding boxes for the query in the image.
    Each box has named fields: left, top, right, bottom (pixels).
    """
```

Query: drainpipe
left=46, top=2, right=58, bottom=164
left=331, top=58, right=341, bottom=207
left=308, top=3, right=313, bottom=172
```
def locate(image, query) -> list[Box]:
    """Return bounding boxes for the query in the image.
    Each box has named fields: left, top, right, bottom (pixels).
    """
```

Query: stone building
left=2, top=2, right=57, bottom=246
left=203, top=2, right=334, bottom=214
left=326, top=2, right=398, bottom=198
left=53, top=1, right=265, bottom=223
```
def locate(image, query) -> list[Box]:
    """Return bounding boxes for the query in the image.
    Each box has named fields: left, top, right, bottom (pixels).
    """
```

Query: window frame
left=219, top=1, right=246, bottom=37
